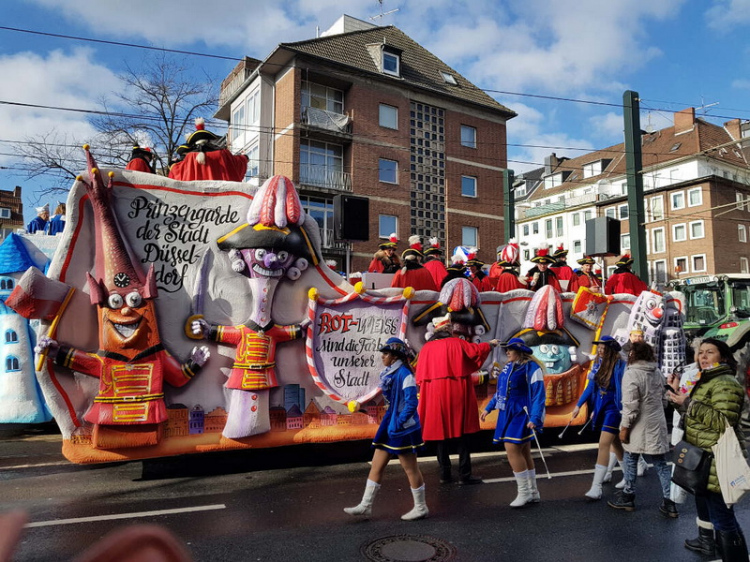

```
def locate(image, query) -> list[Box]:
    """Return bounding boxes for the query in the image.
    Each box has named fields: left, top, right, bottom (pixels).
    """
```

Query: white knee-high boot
left=585, top=464, right=608, bottom=500
left=637, top=455, right=649, bottom=477
left=510, top=470, right=533, bottom=508
left=528, top=468, right=540, bottom=502
left=344, top=479, right=380, bottom=517
left=401, top=484, right=429, bottom=521
left=603, top=452, right=617, bottom=483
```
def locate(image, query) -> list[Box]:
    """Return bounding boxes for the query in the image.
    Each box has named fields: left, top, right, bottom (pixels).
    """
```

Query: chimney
left=674, top=108, right=695, bottom=134
left=725, top=118, right=742, bottom=140
left=13, top=186, right=21, bottom=198
left=544, top=153, right=559, bottom=175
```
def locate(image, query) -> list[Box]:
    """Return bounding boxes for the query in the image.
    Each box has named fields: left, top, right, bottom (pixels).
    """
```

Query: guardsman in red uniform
left=391, top=236, right=438, bottom=291
left=423, top=237, right=448, bottom=288
left=605, top=254, right=648, bottom=295
left=574, top=255, right=602, bottom=292
left=550, top=243, right=577, bottom=292
left=369, top=234, right=400, bottom=273
left=526, top=245, right=562, bottom=292
left=490, top=239, right=526, bottom=292
left=192, top=175, right=316, bottom=438
left=125, top=144, right=155, bottom=173
left=168, top=118, right=248, bottom=182
left=466, top=256, right=492, bottom=292
left=36, top=146, right=209, bottom=449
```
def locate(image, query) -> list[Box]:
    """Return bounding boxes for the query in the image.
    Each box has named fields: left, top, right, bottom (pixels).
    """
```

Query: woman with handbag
left=667, top=338, right=747, bottom=561
left=607, top=341, right=677, bottom=517
left=570, top=335, right=627, bottom=499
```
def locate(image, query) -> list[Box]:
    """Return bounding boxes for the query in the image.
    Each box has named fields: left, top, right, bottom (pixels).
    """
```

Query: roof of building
left=279, top=25, right=515, bottom=117
left=0, top=233, right=37, bottom=275
left=521, top=112, right=748, bottom=203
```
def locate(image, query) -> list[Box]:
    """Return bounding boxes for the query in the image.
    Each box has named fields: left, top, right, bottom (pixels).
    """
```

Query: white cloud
left=732, top=78, right=750, bottom=89
left=588, top=112, right=624, bottom=140
left=0, top=48, right=121, bottom=156
left=706, top=0, right=750, bottom=29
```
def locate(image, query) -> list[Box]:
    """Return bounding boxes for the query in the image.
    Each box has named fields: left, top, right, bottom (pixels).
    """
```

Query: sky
left=1, top=0, right=750, bottom=223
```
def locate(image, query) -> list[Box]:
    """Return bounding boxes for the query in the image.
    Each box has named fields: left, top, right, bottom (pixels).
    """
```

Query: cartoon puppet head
left=80, top=147, right=162, bottom=357
left=412, top=277, right=489, bottom=342
left=216, top=175, right=318, bottom=326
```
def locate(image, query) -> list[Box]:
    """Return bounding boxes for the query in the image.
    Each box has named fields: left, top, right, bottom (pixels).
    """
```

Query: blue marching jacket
left=485, top=360, right=546, bottom=443
left=576, top=358, right=626, bottom=423
left=375, top=361, right=422, bottom=444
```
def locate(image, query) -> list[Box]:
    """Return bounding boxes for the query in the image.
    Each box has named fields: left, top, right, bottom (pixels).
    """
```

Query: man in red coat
left=422, top=237, right=448, bottom=288
left=391, top=236, right=438, bottom=291
left=550, top=244, right=577, bottom=292
left=125, top=145, right=155, bottom=173
left=168, top=118, right=248, bottom=182
left=605, top=254, right=648, bottom=295
left=466, top=258, right=493, bottom=292
left=416, top=314, right=499, bottom=484
left=526, top=246, right=562, bottom=292
left=573, top=255, right=602, bottom=292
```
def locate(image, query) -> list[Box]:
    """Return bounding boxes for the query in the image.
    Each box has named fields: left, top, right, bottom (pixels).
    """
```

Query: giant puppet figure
left=34, top=146, right=210, bottom=449
left=191, top=175, right=315, bottom=439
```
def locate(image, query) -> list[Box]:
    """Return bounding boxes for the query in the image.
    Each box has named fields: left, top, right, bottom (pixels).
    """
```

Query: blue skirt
left=492, top=402, right=534, bottom=444
left=372, top=420, right=424, bottom=454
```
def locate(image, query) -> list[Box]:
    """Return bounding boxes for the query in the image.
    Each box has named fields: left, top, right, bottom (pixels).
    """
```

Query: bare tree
left=13, top=53, right=219, bottom=198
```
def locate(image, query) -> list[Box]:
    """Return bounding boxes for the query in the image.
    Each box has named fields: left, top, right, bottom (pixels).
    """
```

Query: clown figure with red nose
left=191, top=175, right=316, bottom=439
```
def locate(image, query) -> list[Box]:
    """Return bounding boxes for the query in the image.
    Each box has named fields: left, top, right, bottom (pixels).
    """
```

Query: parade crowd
left=346, top=236, right=749, bottom=562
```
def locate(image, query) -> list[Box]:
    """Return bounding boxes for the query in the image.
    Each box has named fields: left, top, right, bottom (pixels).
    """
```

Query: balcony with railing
left=300, top=166, right=352, bottom=192
left=517, top=192, right=600, bottom=219
left=321, top=228, right=351, bottom=251
left=300, top=106, right=353, bottom=139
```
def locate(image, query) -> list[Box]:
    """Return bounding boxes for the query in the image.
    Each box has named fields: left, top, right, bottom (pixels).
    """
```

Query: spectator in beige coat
left=607, top=341, right=678, bottom=518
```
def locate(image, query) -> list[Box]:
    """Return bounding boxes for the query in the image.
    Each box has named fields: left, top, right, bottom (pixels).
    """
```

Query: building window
left=301, top=81, right=344, bottom=114
left=573, top=240, right=582, bottom=253
left=653, top=260, right=667, bottom=285
left=379, top=158, right=398, bottom=184
left=583, top=161, right=602, bottom=179
left=461, top=176, right=477, bottom=197
left=246, top=88, right=260, bottom=124
left=690, top=220, right=705, bottom=239
left=532, top=222, right=539, bottom=234
left=523, top=224, right=530, bottom=236
left=4, top=330, right=17, bottom=343
left=653, top=227, right=666, bottom=253
left=584, top=210, right=593, bottom=221
left=688, top=187, right=702, bottom=207
left=300, top=140, right=344, bottom=188
left=607, top=265, right=616, bottom=277
left=460, top=125, right=477, bottom=148
left=544, top=173, right=563, bottom=189
left=0, top=279, right=14, bottom=290
left=671, top=191, right=686, bottom=210
left=383, top=51, right=400, bottom=76
left=523, top=249, right=530, bottom=261
left=572, top=213, right=580, bottom=226
left=648, top=196, right=664, bottom=221
left=675, top=256, right=688, bottom=274
left=379, top=104, right=398, bottom=129
left=742, top=257, right=750, bottom=274
left=692, top=254, right=706, bottom=272
left=555, top=216, right=563, bottom=237
left=672, top=223, right=687, bottom=242
left=545, top=219, right=553, bottom=239
left=618, top=205, right=629, bottom=219
left=440, top=71, right=458, bottom=85
left=379, top=214, right=397, bottom=238
left=621, top=234, right=631, bottom=250
left=245, top=144, right=259, bottom=179
left=231, top=104, right=245, bottom=141
left=462, top=226, right=477, bottom=247
left=740, top=225, right=747, bottom=243
left=5, top=356, right=19, bottom=372
left=299, top=196, right=335, bottom=247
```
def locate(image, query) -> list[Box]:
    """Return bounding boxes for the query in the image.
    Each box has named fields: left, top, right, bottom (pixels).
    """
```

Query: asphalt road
left=2, top=423, right=747, bottom=562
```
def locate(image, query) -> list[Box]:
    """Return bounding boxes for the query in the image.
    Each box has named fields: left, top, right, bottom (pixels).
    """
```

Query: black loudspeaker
left=333, top=194, right=369, bottom=241
left=585, top=216, right=620, bottom=256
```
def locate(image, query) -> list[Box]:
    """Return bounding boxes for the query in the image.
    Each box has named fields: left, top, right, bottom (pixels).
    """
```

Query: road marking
left=2, top=461, right=71, bottom=469
left=24, top=504, right=226, bottom=528
left=411, top=442, right=599, bottom=464
left=484, top=463, right=664, bottom=484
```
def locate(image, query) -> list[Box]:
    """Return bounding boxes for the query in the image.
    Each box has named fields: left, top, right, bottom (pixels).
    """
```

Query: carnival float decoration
left=6, top=137, right=687, bottom=463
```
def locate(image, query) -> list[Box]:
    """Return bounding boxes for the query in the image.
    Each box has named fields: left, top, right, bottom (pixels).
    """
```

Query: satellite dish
left=645, top=124, right=655, bottom=134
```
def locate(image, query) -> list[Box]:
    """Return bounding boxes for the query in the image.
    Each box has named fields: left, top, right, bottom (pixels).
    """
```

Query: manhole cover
left=361, top=535, right=457, bottom=562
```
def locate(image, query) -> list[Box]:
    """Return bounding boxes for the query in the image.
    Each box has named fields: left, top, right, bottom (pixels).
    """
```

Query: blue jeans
left=695, top=492, right=742, bottom=533
left=623, top=452, right=671, bottom=498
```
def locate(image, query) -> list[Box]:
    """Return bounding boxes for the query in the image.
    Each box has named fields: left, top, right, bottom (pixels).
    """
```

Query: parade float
left=8, top=144, right=687, bottom=463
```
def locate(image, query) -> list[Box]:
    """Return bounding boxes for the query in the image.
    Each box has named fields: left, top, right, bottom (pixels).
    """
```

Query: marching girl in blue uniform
left=344, top=337, right=428, bottom=521
left=571, top=335, right=627, bottom=500
left=481, top=337, right=545, bottom=507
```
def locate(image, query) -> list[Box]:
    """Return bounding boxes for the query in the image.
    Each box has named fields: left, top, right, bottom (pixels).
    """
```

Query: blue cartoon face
left=531, top=343, right=572, bottom=374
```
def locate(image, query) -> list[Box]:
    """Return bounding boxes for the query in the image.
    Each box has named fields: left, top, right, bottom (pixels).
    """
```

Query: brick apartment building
left=0, top=186, right=24, bottom=240
left=514, top=108, right=750, bottom=287
left=215, top=15, right=516, bottom=273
